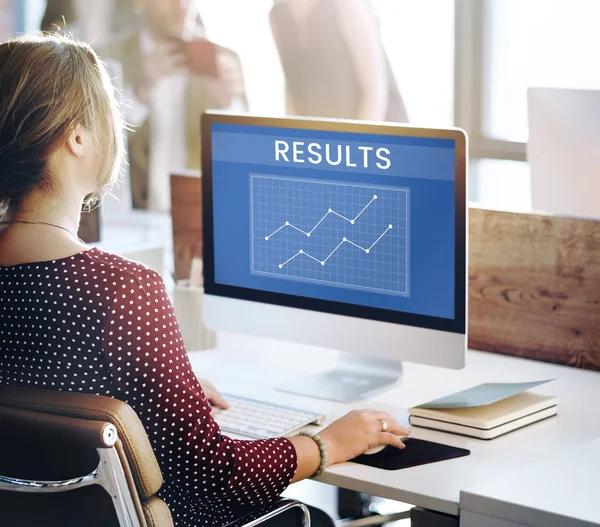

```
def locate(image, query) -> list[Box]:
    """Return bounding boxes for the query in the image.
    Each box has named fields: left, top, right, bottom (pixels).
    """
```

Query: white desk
left=460, top=437, right=600, bottom=527
left=188, top=333, right=600, bottom=521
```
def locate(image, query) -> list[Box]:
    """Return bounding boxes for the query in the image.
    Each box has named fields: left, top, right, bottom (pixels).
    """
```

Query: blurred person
left=101, top=0, right=247, bottom=211
left=42, top=0, right=137, bottom=46
left=270, top=0, right=408, bottom=123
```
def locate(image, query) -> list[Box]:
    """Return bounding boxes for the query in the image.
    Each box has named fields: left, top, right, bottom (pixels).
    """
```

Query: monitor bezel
left=202, top=112, right=467, bottom=335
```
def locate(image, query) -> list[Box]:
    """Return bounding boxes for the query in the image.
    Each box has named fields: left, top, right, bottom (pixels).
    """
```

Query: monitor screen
left=203, top=115, right=465, bottom=334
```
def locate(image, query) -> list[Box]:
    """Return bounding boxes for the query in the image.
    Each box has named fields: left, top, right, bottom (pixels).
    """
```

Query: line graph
left=265, top=195, right=378, bottom=240
left=251, top=175, right=410, bottom=296
left=278, top=225, right=393, bottom=268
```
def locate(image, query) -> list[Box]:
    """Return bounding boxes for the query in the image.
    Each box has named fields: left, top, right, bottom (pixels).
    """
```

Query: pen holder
left=174, top=280, right=217, bottom=351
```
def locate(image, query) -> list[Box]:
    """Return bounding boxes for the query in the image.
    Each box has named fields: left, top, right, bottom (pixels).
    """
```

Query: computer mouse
left=363, top=437, right=409, bottom=455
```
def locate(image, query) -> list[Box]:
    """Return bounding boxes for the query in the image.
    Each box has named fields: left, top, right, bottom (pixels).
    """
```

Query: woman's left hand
left=198, top=378, right=230, bottom=414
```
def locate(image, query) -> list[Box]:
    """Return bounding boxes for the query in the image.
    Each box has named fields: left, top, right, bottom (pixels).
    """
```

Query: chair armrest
left=0, top=405, right=117, bottom=448
left=223, top=498, right=310, bottom=527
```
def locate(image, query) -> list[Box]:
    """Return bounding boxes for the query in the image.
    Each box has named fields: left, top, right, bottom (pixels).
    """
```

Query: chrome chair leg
left=335, top=511, right=411, bottom=526
left=224, top=498, right=311, bottom=527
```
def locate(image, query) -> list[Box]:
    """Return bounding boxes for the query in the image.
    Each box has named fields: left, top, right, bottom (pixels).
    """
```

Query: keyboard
left=214, top=394, right=325, bottom=439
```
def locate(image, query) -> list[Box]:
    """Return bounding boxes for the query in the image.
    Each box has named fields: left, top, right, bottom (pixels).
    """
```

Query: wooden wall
left=469, top=207, right=600, bottom=371
left=170, top=172, right=202, bottom=280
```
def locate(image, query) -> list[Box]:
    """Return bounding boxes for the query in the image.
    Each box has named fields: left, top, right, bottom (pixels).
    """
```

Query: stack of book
left=409, top=380, right=558, bottom=440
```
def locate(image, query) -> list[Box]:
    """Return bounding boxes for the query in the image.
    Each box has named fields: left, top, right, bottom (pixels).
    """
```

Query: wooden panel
left=170, top=171, right=202, bottom=280
left=468, top=207, right=600, bottom=371
left=78, top=207, right=100, bottom=244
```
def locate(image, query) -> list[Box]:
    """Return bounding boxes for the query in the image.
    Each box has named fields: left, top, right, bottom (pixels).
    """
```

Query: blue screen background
left=211, top=123, right=455, bottom=320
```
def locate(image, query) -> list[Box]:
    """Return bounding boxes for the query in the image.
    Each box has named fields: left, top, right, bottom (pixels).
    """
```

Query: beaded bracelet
left=297, top=431, right=328, bottom=477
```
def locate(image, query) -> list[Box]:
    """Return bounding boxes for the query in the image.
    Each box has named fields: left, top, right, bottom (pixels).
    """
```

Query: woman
left=0, top=35, right=410, bottom=527
left=270, top=0, right=409, bottom=122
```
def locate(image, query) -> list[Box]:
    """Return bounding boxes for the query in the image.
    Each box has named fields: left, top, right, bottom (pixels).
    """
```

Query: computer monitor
left=527, top=87, right=600, bottom=220
left=202, top=113, right=467, bottom=402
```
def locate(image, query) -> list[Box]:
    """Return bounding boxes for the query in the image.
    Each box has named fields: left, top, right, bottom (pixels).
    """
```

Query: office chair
left=0, top=386, right=310, bottom=527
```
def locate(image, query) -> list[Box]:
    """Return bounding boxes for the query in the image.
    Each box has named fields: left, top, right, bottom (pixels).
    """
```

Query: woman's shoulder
left=83, top=248, right=171, bottom=322
left=81, top=247, right=164, bottom=293
left=83, top=246, right=160, bottom=275
left=0, top=247, right=166, bottom=315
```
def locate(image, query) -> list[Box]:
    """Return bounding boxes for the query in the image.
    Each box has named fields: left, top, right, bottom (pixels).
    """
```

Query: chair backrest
left=0, top=386, right=173, bottom=527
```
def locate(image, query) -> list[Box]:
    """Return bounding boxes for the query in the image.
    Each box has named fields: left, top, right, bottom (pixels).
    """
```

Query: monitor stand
left=277, top=353, right=403, bottom=402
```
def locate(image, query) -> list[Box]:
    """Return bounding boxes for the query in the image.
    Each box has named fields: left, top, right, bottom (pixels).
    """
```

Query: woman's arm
left=288, top=436, right=321, bottom=482
left=336, top=0, right=388, bottom=121
left=101, top=267, right=410, bottom=506
left=101, top=268, right=297, bottom=508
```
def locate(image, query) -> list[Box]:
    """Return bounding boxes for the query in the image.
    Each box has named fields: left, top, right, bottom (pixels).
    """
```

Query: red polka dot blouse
left=0, top=247, right=297, bottom=526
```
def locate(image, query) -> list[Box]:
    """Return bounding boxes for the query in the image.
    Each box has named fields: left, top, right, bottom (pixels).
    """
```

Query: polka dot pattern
left=0, top=247, right=298, bottom=526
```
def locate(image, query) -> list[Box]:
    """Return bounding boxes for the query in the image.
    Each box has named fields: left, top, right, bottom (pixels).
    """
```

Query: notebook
left=409, top=382, right=558, bottom=440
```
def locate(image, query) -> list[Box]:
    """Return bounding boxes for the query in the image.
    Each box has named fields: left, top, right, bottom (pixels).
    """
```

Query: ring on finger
left=380, top=418, right=388, bottom=432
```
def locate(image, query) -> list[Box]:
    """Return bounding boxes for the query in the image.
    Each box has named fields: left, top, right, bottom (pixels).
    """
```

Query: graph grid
left=251, top=175, right=409, bottom=296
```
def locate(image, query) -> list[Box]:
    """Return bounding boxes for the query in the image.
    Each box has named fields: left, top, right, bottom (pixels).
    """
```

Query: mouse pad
left=352, top=438, right=470, bottom=470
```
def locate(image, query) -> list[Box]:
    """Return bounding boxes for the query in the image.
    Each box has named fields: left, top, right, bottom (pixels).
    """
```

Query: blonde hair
left=0, top=34, right=124, bottom=218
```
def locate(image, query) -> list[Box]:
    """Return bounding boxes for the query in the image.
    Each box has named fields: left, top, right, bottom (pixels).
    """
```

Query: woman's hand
left=319, top=410, right=411, bottom=466
left=197, top=378, right=230, bottom=413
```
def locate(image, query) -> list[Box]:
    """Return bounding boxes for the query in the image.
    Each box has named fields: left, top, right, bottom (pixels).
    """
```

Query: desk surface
left=188, top=333, right=600, bottom=517
left=461, top=437, right=600, bottom=527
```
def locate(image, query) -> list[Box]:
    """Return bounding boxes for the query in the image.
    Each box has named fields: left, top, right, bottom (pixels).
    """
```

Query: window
left=483, top=0, right=600, bottom=143
left=13, top=0, right=45, bottom=34
left=0, top=0, right=12, bottom=41
left=457, top=0, right=600, bottom=157
left=453, top=0, right=600, bottom=210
